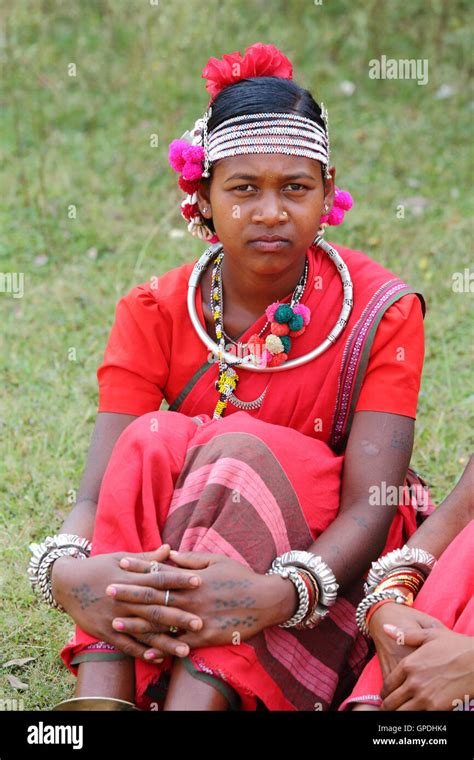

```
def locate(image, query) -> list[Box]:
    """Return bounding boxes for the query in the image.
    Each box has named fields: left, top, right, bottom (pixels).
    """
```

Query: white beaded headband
left=190, top=104, right=331, bottom=180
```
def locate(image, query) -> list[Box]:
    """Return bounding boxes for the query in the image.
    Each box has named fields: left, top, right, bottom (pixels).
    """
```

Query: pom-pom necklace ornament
left=209, top=250, right=310, bottom=418
left=188, top=237, right=353, bottom=420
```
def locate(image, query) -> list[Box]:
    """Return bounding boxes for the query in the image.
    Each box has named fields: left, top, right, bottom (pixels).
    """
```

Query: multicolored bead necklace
left=209, top=250, right=311, bottom=419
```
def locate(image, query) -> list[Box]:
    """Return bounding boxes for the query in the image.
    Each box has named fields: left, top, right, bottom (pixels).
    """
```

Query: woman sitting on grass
left=29, top=42, right=434, bottom=711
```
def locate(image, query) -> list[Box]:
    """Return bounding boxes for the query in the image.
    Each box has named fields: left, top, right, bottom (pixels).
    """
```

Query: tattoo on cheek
left=391, top=429, right=412, bottom=452
left=71, top=583, right=102, bottom=609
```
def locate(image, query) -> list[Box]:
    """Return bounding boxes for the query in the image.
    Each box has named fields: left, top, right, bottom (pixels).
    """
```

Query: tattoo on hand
left=214, top=596, right=256, bottom=610
left=210, top=579, right=253, bottom=590
left=71, top=583, right=102, bottom=609
left=216, top=615, right=258, bottom=630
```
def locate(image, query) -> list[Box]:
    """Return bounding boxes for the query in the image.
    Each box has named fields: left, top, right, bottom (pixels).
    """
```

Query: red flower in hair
left=202, top=42, right=293, bottom=102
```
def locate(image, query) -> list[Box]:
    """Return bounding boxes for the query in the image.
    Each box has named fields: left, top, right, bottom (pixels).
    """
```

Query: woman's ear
left=324, top=166, right=336, bottom=210
left=196, top=179, right=212, bottom=219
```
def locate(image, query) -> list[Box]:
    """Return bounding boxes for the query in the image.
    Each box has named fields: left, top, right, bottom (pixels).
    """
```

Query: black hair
left=201, top=76, right=327, bottom=233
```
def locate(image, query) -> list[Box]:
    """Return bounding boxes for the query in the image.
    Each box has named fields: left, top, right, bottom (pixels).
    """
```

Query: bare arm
left=51, top=412, right=138, bottom=589
left=305, top=410, right=415, bottom=591
left=405, top=453, right=473, bottom=556
left=60, top=411, right=138, bottom=540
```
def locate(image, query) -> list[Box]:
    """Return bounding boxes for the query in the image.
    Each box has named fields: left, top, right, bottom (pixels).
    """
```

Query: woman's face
left=197, top=153, right=335, bottom=274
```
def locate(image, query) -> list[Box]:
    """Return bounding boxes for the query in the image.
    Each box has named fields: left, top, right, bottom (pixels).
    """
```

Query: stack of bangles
left=266, top=551, right=339, bottom=629
left=356, top=545, right=437, bottom=637
left=27, top=533, right=93, bottom=611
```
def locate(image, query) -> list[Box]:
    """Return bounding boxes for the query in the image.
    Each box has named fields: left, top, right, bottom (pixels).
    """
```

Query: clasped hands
left=368, top=604, right=474, bottom=711
left=105, top=544, right=293, bottom=663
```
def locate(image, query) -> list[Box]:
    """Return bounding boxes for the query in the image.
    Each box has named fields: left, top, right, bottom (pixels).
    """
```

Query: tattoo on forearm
left=71, top=583, right=102, bottom=609
left=352, top=515, right=369, bottom=530
left=390, top=429, right=412, bottom=453
left=361, top=439, right=380, bottom=457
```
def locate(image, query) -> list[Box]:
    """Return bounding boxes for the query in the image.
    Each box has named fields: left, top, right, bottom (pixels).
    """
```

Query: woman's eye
left=233, top=184, right=307, bottom=192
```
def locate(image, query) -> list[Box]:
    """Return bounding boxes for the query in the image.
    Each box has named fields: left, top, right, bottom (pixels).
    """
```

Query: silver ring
left=168, top=626, right=179, bottom=634
left=164, top=589, right=170, bottom=607
left=150, top=561, right=160, bottom=574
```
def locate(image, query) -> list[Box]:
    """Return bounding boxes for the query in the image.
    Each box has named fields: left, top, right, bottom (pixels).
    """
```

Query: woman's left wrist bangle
left=266, top=551, right=339, bottom=630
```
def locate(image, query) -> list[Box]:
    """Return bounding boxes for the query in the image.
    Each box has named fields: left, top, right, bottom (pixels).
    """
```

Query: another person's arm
left=368, top=455, right=473, bottom=677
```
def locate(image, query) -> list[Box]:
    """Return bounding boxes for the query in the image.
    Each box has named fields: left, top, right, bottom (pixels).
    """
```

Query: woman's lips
left=249, top=239, right=290, bottom=251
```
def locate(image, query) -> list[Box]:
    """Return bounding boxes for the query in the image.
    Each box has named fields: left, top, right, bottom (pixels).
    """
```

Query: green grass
left=0, top=0, right=472, bottom=709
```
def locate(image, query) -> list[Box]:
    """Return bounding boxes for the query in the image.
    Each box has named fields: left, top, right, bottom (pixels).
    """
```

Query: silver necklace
left=188, top=235, right=353, bottom=373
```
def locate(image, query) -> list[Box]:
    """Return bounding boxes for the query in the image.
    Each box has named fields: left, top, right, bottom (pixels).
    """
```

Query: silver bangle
left=28, top=533, right=92, bottom=611
left=271, top=558, right=331, bottom=629
left=364, top=545, right=437, bottom=595
left=356, top=588, right=412, bottom=637
left=276, top=550, right=339, bottom=607
left=266, top=564, right=310, bottom=628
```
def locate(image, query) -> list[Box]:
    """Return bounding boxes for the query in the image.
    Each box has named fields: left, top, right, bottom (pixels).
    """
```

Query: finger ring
left=164, top=589, right=170, bottom=607
left=150, top=561, right=160, bottom=573
left=169, top=626, right=179, bottom=634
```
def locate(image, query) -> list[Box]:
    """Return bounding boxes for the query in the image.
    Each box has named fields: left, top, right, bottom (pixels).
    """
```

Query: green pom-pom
left=280, top=335, right=291, bottom=353
left=288, top=313, right=304, bottom=331
left=274, top=304, right=294, bottom=323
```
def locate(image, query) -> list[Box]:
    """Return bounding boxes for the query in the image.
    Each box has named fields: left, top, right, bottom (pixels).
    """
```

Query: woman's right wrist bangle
left=28, top=533, right=92, bottom=611
left=364, top=545, right=436, bottom=595
left=356, top=588, right=414, bottom=637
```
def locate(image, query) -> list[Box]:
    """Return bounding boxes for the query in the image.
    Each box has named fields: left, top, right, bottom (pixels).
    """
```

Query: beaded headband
left=168, top=43, right=352, bottom=241
left=201, top=107, right=331, bottom=180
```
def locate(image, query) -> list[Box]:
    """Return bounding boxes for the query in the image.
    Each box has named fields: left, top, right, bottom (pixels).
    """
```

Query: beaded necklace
left=210, top=250, right=310, bottom=419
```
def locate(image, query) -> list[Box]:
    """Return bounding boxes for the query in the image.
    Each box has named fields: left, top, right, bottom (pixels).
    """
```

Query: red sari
left=60, top=241, right=431, bottom=710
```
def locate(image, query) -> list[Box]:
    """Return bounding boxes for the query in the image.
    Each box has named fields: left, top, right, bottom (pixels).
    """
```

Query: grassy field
left=0, top=0, right=472, bottom=709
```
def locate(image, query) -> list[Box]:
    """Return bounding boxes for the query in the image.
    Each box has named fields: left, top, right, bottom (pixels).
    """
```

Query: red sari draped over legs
left=60, top=242, right=430, bottom=710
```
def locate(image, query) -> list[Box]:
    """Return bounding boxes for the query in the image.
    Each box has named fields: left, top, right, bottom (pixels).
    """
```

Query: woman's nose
left=251, top=194, right=287, bottom=223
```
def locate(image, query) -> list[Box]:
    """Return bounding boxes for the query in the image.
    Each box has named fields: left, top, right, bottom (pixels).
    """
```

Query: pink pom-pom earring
left=318, top=185, right=354, bottom=236
left=320, top=185, right=353, bottom=227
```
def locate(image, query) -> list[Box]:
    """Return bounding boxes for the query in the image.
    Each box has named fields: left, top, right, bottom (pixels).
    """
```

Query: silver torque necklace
left=188, top=236, right=354, bottom=372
